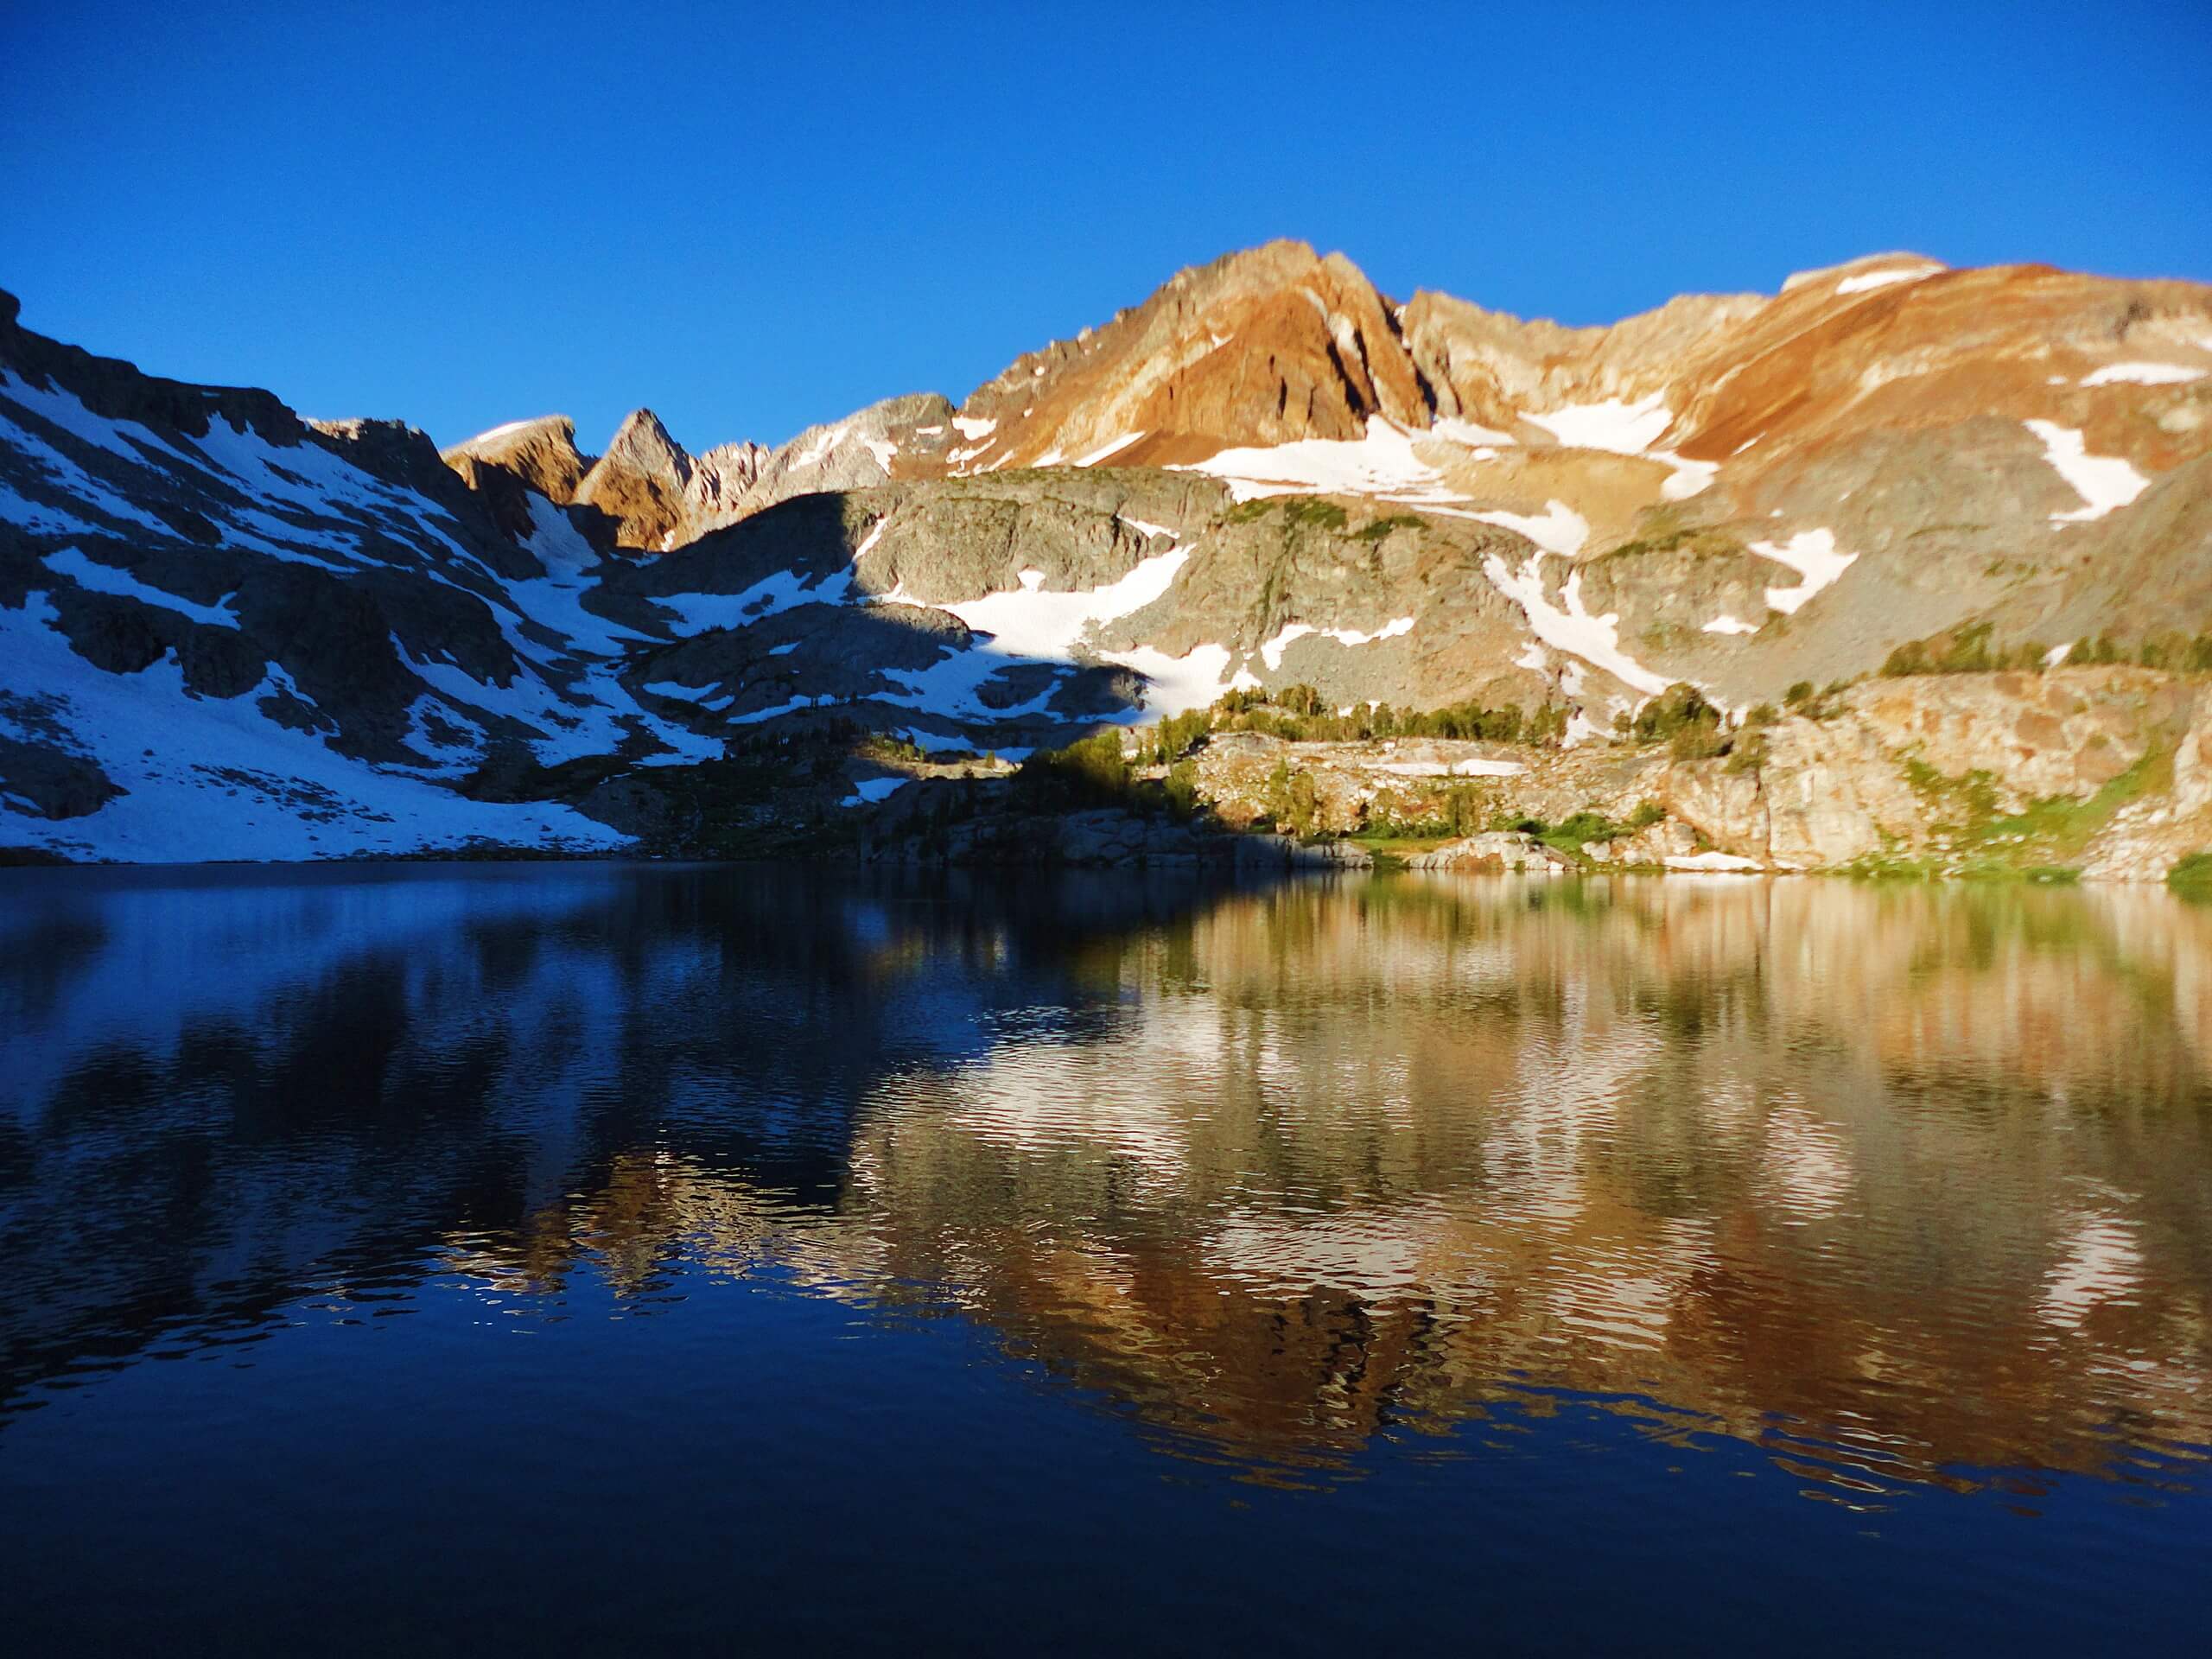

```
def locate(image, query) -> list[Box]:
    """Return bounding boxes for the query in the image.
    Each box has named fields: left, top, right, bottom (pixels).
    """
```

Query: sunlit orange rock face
left=430, top=239, right=2210, bottom=745
left=956, top=242, right=1432, bottom=468
left=925, top=242, right=2212, bottom=512
left=439, top=414, right=589, bottom=505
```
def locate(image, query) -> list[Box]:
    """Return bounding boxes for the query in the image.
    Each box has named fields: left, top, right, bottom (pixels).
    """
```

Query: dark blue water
left=3, top=863, right=2209, bottom=1654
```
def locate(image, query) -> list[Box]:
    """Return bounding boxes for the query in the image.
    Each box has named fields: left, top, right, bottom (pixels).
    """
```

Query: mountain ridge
left=4, top=243, right=2211, bottom=867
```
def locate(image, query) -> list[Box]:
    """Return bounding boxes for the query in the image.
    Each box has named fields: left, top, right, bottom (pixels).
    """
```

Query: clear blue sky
left=4, top=0, right=2209, bottom=454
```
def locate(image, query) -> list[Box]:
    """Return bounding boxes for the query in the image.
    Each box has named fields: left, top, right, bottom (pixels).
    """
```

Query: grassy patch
left=1351, top=833, right=1458, bottom=871
left=1226, top=497, right=1349, bottom=531
left=1881, top=620, right=2050, bottom=677
left=1861, top=744, right=2173, bottom=880
left=1596, top=526, right=1747, bottom=564
left=1360, top=806, right=1662, bottom=870
left=2166, top=852, right=2212, bottom=893
left=1283, top=499, right=1349, bottom=530
left=1355, top=514, right=1425, bottom=542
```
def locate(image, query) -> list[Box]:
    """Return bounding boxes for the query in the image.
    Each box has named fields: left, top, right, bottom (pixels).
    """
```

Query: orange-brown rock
left=954, top=239, right=1432, bottom=469
left=441, top=414, right=589, bottom=504
left=571, top=408, right=694, bottom=551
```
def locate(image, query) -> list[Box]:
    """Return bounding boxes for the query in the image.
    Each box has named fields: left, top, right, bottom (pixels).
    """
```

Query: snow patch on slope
left=1077, top=432, right=1144, bottom=467
left=657, top=565, right=855, bottom=636
left=2, top=369, right=192, bottom=465
left=1471, top=500, right=1589, bottom=557
left=1835, top=266, right=1942, bottom=296
left=1749, top=529, right=1859, bottom=613
left=43, top=547, right=239, bottom=627
left=0, top=591, right=625, bottom=861
left=1097, top=643, right=1248, bottom=719
left=1257, top=616, right=1415, bottom=671
left=850, top=517, right=891, bottom=564
left=2023, top=420, right=2151, bottom=523
left=1656, top=454, right=1720, bottom=499
left=1518, top=394, right=1717, bottom=498
left=1523, top=395, right=1672, bottom=455
left=0, top=397, right=180, bottom=536
left=2079, top=361, right=2205, bottom=387
left=929, top=544, right=1192, bottom=660
left=455, top=417, right=545, bottom=447
left=502, top=494, right=651, bottom=656
left=866, top=537, right=1239, bottom=722
left=1174, top=419, right=1465, bottom=506
left=1483, top=546, right=1669, bottom=699
left=1667, top=851, right=1763, bottom=872
left=840, top=776, right=911, bottom=808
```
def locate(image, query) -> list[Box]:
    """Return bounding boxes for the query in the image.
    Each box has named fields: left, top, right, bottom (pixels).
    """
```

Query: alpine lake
left=3, top=861, right=2209, bottom=1654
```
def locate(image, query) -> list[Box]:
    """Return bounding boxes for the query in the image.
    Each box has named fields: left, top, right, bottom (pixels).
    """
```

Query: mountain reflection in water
left=3, top=863, right=2209, bottom=1649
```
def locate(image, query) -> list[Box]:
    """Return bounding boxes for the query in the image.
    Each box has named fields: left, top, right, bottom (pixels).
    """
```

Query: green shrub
left=1632, top=683, right=1724, bottom=747
left=1262, top=756, right=1293, bottom=827
left=1879, top=620, right=2055, bottom=677
left=1554, top=810, right=1618, bottom=846
left=1670, top=724, right=1727, bottom=760
left=1148, top=706, right=1212, bottom=764
left=1017, top=730, right=1132, bottom=806
left=1207, top=684, right=1559, bottom=746
left=2168, top=852, right=2212, bottom=891
left=1163, top=760, right=1199, bottom=821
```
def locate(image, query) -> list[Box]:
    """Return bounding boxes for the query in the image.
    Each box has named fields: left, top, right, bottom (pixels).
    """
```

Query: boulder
left=1406, top=832, right=1576, bottom=874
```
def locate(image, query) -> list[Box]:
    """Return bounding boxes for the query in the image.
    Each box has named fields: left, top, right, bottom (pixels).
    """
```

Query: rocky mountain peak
left=599, top=408, right=690, bottom=485
left=441, top=414, right=590, bottom=506
left=572, top=408, right=700, bottom=550
left=944, top=239, right=1431, bottom=472
left=690, top=439, right=772, bottom=505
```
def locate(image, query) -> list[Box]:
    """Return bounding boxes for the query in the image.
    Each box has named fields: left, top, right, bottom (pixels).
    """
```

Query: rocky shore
left=842, top=665, right=2212, bottom=882
left=858, top=798, right=1373, bottom=872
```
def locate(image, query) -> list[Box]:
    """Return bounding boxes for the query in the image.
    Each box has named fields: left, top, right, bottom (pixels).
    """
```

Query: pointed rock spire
left=573, top=409, right=699, bottom=551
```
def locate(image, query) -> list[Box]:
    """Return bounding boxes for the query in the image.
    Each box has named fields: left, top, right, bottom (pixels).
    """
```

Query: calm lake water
left=3, top=863, right=2209, bottom=1654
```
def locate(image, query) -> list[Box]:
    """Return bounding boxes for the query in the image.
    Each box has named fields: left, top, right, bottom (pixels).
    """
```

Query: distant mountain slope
left=3, top=240, right=2210, bottom=863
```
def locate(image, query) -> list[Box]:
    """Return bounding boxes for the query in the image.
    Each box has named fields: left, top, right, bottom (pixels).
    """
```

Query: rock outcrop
left=1406, top=832, right=1577, bottom=874
left=441, top=414, right=589, bottom=505
left=1182, top=666, right=2212, bottom=880
left=954, top=241, right=1430, bottom=469
left=570, top=408, right=696, bottom=550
